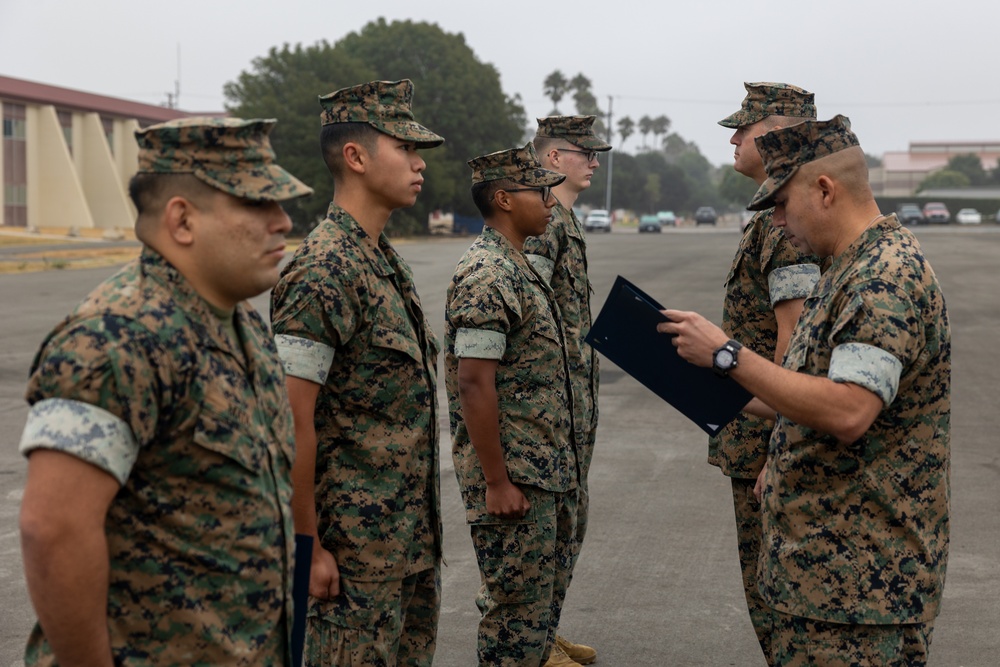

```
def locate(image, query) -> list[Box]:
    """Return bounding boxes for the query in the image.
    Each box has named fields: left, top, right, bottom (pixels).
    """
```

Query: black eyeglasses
left=504, top=185, right=552, bottom=201
left=557, top=148, right=598, bottom=162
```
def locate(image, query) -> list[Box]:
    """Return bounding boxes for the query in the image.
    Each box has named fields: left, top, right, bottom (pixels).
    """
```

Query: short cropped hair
left=471, top=178, right=517, bottom=219
left=128, top=173, right=218, bottom=241
left=320, top=122, right=381, bottom=179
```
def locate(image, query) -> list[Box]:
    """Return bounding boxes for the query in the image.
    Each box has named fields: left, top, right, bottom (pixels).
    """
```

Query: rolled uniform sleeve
left=23, top=314, right=162, bottom=485
left=827, top=279, right=918, bottom=406
left=20, top=398, right=139, bottom=485
left=768, top=263, right=821, bottom=306
left=449, top=263, right=521, bottom=360
left=274, top=333, right=335, bottom=384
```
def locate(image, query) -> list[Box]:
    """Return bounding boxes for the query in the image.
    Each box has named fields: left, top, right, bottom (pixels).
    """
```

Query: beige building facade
left=871, top=140, right=1000, bottom=197
left=1, top=75, right=201, bottom=231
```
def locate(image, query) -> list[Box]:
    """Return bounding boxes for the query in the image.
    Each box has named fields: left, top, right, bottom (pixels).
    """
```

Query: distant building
left=1, top=74, right=219, bottom=230
left=871, top=140, right=1000, bottom=197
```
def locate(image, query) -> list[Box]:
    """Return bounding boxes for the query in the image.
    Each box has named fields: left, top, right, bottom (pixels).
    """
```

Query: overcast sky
left=2, top=0, right=997, bottom=167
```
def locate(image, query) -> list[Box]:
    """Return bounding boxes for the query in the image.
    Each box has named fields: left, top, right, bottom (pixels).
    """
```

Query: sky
left=2, top=0, right=998, bottom=168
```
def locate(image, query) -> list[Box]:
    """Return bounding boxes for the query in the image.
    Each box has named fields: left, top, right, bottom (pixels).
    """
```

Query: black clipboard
left=585, top=275, right=751, bottom=436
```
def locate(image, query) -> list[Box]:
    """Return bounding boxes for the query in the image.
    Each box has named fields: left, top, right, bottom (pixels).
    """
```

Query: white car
left=584, top=209, right=612, bottom=233
left=956, top=208, right=982, bottom=225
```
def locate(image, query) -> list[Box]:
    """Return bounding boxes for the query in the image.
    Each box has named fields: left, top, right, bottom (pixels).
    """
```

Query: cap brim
left=569, top=136, right=613, bottom=151
left=718, top=109, right=764, bottom=129
left=513, top=167, right=567, bottom=188
left=198, top=164, right=314, bottom=202
left=747, top=168, right=796, bottom=211
left=381, top=120, right=445, bottom=148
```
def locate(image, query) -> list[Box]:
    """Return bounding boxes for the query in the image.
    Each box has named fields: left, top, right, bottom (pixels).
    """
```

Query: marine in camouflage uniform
left=447, top=144, right=578, bottom=666
left=713, top=82, right=820, bottom=664
left=18, top=118, right=312, bottom=665
left=525, top=115, right=610, bottom=666
left=269, top=80, right=445, bottom=667
left=749, top=116, right=950, bottom=667
left=660, top=115, right=950, bottom=667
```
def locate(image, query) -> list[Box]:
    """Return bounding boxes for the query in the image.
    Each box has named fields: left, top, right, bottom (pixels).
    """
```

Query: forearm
left=21, top=522, right=114, bottom=666
left=290, top=424, right=320, bottom=538
left=731, top=349, right=879, bottom=443
left=459, top=383, right=509, bottom=485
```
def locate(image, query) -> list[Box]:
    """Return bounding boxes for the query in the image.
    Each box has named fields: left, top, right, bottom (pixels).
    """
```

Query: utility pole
left=605, top=95, right=614, bottom=214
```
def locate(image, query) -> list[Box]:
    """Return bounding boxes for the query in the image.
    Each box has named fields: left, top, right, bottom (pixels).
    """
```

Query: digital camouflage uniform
left=269, top=79, right=445, bottom=667
left=448, top=145, right=578, bottom=667
left=714, top=82, right=819, bottom=664
left=750, top=118, right=951, bottom=666
left=18, top=117, right=311, bottom=666
left=524, top=115, right=610, bottom=564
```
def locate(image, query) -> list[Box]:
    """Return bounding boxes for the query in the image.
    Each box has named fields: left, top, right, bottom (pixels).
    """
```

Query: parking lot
left=1, top=224, right=997, bottom=665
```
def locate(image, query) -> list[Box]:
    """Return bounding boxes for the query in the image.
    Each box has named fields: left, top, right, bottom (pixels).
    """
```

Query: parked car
left=995, top=208, right=1000, bottom=223
left=584, top=209, right=612, bottom=233
left=694, top=206, right=717, bottom=225
left=956, top=208, right=982, bottom=224
left=656, top=210, right=677, bottom=227
left=896, top=203, right=924, bottom=225
left=638, top=214, right=662, bottom=233
left=922, top=202, right=951, bottom=224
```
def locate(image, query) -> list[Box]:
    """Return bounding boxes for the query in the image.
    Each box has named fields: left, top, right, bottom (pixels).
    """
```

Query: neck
left=486, top=219, right=525, bottom=250
left=551, top=181, right=581, bottom=209
left=333, top=187, right=391, bottom=239
left=831, top=207, right=884, bottom=258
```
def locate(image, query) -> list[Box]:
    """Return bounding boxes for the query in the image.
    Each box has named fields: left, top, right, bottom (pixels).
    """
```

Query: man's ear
left=816, top=174, right=836, bottom=208
left=162, top=195, right=196, bottom=246
left=493, top=189, right=514, bottom=213
left=342, top=142, right=367, bottom=175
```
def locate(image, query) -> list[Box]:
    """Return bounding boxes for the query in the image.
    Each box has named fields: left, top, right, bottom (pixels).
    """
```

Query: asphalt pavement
left=0, top=224, right=997, bottom=666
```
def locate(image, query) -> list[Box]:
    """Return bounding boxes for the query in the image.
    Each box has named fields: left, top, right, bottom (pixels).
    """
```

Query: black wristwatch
left=712, top=339, right=743, bottom=377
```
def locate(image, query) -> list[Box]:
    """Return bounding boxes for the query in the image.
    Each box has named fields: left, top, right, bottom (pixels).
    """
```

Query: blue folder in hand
left=585, top=275, right=752, bottom=437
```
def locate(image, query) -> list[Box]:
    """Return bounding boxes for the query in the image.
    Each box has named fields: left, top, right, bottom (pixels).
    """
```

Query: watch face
left=716, top=349, right=734, bottom=368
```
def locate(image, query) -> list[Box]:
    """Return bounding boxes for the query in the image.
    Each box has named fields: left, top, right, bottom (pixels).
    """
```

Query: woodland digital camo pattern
left=771, top=611, right=933, bottom=667
left=535, top=114, right=613, bottom=151
left=304, top=566, right=440, bottom=667
left=717, top=81, right=817, bottom=129
left=760, top=215, right=951, bottom=625
left=468, top=142, right=566, bottom=187
left=135, top=117, right=313, bottom=202
left=470, top=487, right=578, bottom=666
left=21, top=248, right=296, bottom=665
left=318, top=79, right=444, bottom=148
left=710, top=208, right=820, bottom=477
left=749, top=114, right=859, bottom=211
left=446, top=226, right=577, bottom=511
left=445, top=226, right=578, bottom=666
left=270, top=202, right=442, bottom=584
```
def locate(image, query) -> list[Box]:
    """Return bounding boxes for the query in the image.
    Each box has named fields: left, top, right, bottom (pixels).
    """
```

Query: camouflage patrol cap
left=135, top=117, right=313, bottom=202
left=468, top=142, right=567, bottom=188
left=748, top=114, right=860, bottom=211
left=319, top=79, right=444, bottom=148
left=718, top=82, right=817, bottom=129
left=535, top=115, right=612, bottom=151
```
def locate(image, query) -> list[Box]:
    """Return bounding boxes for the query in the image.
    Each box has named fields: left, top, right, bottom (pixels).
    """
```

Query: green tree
left=718, top=167, right=759, bottom=207
left=651, top=115, right=671, bottom=149
left=865, top=153, right=883, bottom=168
left=944, top=153, right=987, bottom=186
left=638, top=115, right=653, bottom=150
left=569, top=73, right=605, bottom=135
left=917, top=169, right=970, bottom=193
left=225, top=19, right=526, bottom=235
left=617, top=116, right=635, bottom=151
left=543, top=70, right=569, bottom=115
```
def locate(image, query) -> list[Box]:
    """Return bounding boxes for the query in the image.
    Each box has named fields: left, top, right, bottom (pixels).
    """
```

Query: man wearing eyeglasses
left=446, top=142, right=579, bottom=666
left=523, top=115, right=611, bottom=666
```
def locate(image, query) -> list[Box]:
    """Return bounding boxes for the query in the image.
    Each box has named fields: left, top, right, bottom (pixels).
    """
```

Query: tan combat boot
left=542, top=643, right=583, bottom=667
left=555, top=635, right=597, bottom=665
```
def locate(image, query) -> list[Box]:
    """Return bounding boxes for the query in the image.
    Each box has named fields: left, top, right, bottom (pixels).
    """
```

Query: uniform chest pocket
left=192, top=406, right=263, bottom=474
left=190, top=372, right=265, bottom=474
left=370, top=311, right=424, bottom=363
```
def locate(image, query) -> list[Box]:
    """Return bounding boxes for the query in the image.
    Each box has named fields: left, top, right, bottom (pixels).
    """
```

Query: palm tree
left=543, top=70, right=569, bottom=115
left=638, top=115, right=654, bottom=150
left=651, top=115, right=671, bottom=149
left=617, top=116, right=635, bottom=151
